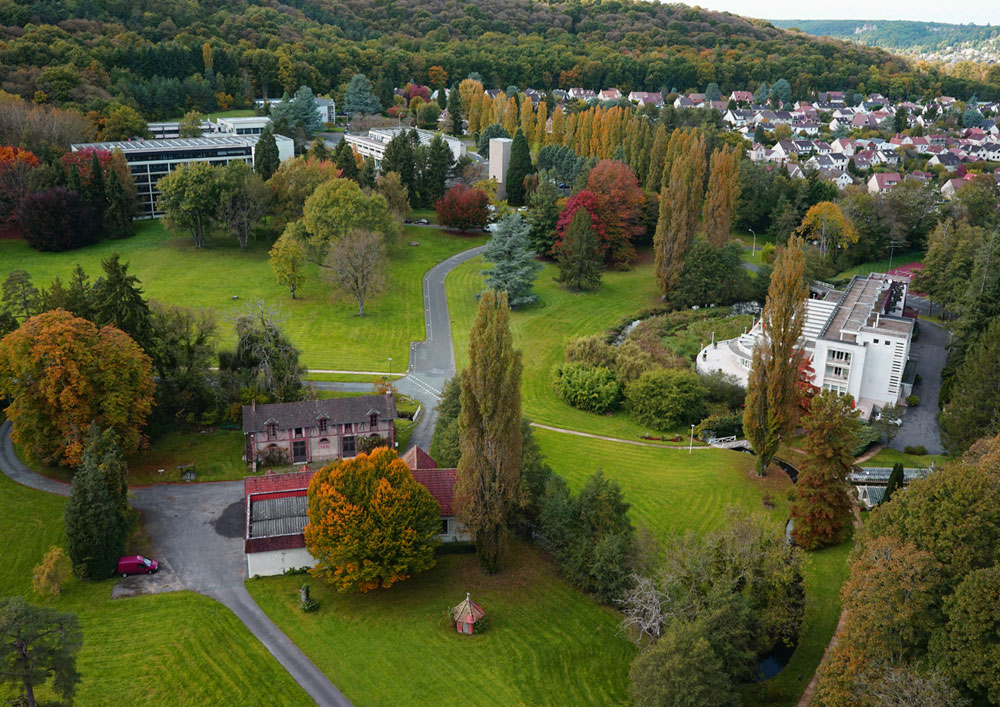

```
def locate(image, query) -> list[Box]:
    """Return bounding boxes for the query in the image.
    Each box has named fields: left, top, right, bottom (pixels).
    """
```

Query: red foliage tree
left=435, top=184, right=490, bottom=232
left=404, top=83, right=431, bottom=103
left=553, top=190, right=607, bottom=257
left=585, top=160, right=644, bottom=265
left=797, top=355, right=819, bottom=416
left=0, top=146, right=41, bottom=235
left=59, top=147, right=112, bottom=182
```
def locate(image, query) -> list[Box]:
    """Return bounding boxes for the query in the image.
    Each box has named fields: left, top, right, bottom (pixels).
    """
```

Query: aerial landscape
left=1, top=0, right=1000, bottom=705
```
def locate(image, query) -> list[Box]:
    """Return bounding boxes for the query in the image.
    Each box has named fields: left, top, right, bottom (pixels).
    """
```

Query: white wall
left=246, top=548, right=315, bottom=577
left=489, top=138, right=512, bottom=197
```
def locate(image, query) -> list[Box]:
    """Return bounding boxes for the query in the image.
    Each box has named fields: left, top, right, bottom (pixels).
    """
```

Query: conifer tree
left=91, top=253, right=154, bottom=355
left=333, top=139, right=358, bottom=181
left=422, top=134, right=455, bottom=206
left=358, top=157, right=376, bottom=189
left=103, top=167, right=132, bottom=240
left=556, top=207, right=603, bottom=291
left=64, top=436, right=126, bottom=580
left=704, top=145, right=740, bottom=247
left=446, top=85, right=463, bottom=135
left=526, top=177, right=561, bottom=255
left=504, top=129, right=533, bottom=206
left=254, top=126, right=281, bottom=180
left=790, top=390, right=859, bottom=549
left=457, top=290, right=523, bottom=573
left=343, top=73, right=381, bottom=115
left=381, top=132, right=416, bottom=198
left=941, top=315, right=1000, bottom=452
left=743, top=235, right=807, bottom=475
left=481, top=213, right=542, bottom=307
left=86, top=152, right=105, bottom=228
left=882, top=462, right=904, bottom=505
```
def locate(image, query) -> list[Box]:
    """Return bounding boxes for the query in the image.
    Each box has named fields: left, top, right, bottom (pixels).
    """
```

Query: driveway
left=890, top=319, right=949, bottom=455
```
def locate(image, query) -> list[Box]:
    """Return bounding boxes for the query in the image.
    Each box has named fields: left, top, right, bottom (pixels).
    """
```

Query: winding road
left=0, top=243, right=488, bottom=706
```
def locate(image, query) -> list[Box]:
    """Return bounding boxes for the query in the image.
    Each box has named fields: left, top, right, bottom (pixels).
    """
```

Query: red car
left=117, top=555, right=158, bottom=577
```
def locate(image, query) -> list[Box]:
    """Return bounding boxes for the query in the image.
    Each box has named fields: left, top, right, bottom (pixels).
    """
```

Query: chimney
left=252, top=399, right=256, bottom=411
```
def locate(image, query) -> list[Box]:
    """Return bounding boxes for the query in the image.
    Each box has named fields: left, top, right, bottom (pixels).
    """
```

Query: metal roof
left=250, top=495, right=308, bottom=538
left=70, top=135, right=260, bottom=153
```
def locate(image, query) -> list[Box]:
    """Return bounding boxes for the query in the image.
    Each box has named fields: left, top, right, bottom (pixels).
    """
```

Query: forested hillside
left=0, top=0, right=997, bottom=120
left=774, top=19, right=1000, bottom=59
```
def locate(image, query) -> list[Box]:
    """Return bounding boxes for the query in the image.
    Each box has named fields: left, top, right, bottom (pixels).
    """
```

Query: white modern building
left=343, top=127, right=466, bottom=168
left=698, top=274, right=915, bottom=416
left=488, top=137, right=513, bottom=199
left=215, top=116, right=273, bottom=136
left=70, top=134, right=294, bottom=219
left=254, top=96, right=335, bottom=122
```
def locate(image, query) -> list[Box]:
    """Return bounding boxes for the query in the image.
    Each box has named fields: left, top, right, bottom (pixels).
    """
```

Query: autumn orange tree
left=0, top=309, right=154, bottom=467
left=304, top=447, right=442, bottom=593
left=790, top=390, right=860, bottom=549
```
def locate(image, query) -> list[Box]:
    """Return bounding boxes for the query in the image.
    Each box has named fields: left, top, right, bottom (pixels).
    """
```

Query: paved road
left=0, top=422, right=348, bottom=707
left=890, top=319, right=949, bottom=455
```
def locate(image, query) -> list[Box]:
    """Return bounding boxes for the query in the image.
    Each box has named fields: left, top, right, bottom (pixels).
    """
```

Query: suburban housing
left=241, top=394, right=398, bottom=470
left=243, top=446, right=467, bottom=576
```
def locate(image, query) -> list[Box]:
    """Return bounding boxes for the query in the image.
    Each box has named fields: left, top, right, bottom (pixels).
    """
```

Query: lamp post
left=748, top=227, right=757, bottom=255
left=689, top=424, right=695, bottom=454
left=388, top=357, right=392, bottom=377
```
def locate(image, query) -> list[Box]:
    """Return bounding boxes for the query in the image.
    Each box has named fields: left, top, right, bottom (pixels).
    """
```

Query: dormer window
left=267, top=424, right=277, bottom=439
left=369, top=412, right=379, bottom=428
left=319, top=418, right=328, bottom=433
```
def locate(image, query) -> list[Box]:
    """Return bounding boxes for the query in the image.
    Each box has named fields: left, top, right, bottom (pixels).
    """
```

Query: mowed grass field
left=0, top=472, right=309, bottom=706
left=447, top=255, right=703, bottom=442
left=247, top=545, right=633, bottom=707
left=0, top=220, right=486, bottom=371
left=533, top=429, right=851, bottom=706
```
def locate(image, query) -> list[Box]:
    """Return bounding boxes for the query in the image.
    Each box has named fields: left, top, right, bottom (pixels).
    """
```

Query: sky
left=689, top=1, right=1000, bottom=25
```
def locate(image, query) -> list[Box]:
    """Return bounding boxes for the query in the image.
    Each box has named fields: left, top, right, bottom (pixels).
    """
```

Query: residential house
left=241, top=394, right=397, bottom=468
left=724, top=109, right=755, bottom=127
left=831, top=138, right=856, bottom=156
left=568, top=88, right=596, bottom=101
left=628, top=91, right=663, bottom=108
left=868, top=172, right=902, bottom=194
left=730, top=90, right=754, bottom=104
left=928, top=152, right=961, bottom=172
left=598, top=88, right=622, bottom=101
left=941, top=177, right=968, bottom=199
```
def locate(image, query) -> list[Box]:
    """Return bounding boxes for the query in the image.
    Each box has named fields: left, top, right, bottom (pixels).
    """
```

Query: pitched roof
left=245, top=469, right=315, bottom=496
left=410, top=468, right=457, bottom=516
left=401, top=446, right=437, bottom=469
left=242, top=394, right=397, bottom=434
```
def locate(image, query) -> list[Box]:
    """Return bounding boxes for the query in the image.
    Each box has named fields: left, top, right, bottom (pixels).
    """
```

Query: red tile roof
left=410, top=468, right=457, bottom=516
left=245, top=470, right=315, bottom=496
left=401, top=446, right=437, bottom=469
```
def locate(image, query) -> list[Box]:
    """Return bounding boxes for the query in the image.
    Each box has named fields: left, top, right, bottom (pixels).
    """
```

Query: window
left=885, top=340, right=891, bottom=346
left=267, top=424, right=277, bottom=439
left=369, top=413, right=379, bottom=428
left=319, top=418, right=328, bottom=433
left=440, top=519, right=450, bottom=534
left=294, top=427, right=303, bottom=437
left=873, top=338, right=879, bottom=344
left=342, top=436, right=356, bottom=457
left=319, top=438, right=330, bottom=448
left=292, top=440, right=307, bottom=462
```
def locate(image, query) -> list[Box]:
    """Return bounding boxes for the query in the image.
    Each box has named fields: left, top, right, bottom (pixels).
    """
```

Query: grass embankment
left=446, top=255, right=705, bottom=443
left=863, top=447, right=947, bottom=468
left=835, top=250, right=925, bottom=280
left=0, top=471, right=309, bottom=705
left=247, top=545, right=632, bottom=706
left=535, top=429, right=851, bottom=706
left=0, top=220, right=486, bottom=371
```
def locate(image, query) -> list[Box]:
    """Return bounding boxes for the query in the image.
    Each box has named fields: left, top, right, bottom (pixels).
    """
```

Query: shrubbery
left=695, top=413, right=743, bottom=440
left=551, top=363, right=623, bottom=414
left=626, top=368, right=706, bottom=431
left=853, top=423, right=882, bottom=456
left=699, top=370, right=746, bottom=409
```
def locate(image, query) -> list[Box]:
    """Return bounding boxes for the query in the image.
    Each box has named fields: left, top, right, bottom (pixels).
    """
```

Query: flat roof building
left=71, top=134, right=293, bottom=219
left=698, top=273, right=915, bottom=416
left=343, top=127, right=465, bottom=169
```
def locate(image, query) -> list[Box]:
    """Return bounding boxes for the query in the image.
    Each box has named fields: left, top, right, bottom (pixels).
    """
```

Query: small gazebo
left=451, top=593, right=485, bottom=635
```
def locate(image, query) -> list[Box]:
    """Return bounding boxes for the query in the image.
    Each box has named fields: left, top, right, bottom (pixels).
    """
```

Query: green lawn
left=535, top=429, right=851, bottom=706
left=447, top=255, right=703, bottom=442
left=169, top=108, right=256, bottom=120
left=306, top=372, right=405, bottom=382
left=0, top=220, right=485, bottom=371
left=862, top=447, right=947, bottom=468
left=835, top=250, right=924, bottom=280
left=246, top=545, right=632, bottom=706
left=0, top=471, right=309, bottom=706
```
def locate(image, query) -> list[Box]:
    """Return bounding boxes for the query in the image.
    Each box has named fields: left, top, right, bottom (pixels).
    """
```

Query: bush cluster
left=551, top=363, right=622, bottom=414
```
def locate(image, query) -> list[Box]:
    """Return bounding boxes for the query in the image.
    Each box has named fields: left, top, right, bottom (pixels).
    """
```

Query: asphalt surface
left=890, top=318, right=949, bottom=455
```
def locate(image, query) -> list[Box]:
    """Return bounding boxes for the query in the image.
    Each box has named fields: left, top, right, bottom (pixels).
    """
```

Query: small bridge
left=708, top=436, right=752, bottom=450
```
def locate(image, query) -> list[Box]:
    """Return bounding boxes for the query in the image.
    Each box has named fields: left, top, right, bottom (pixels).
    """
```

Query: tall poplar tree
left=653, top=129, right=706, bottom=296
left=254, top=126, right=280, bottom=180
left=704, top=145, right=740, bottom=247
left=743, top=235, right=806, bottom=475
left=504, top=129, right=533, bottom=206
left=790, top=390, right=859, bottom=549
left=457, top=290, right=523, bottom=573
left=446, top=85, right=463, bottom=135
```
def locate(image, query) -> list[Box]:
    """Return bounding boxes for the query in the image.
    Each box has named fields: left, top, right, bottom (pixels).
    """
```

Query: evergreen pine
left=290, top=85, right=323, bottom=137
left=882, top=462, right=904, bottom=505
left=556, top=207, right=603, bottom=291
left=423, top=134, right=455, bottom=206
left=743, top=235, right=806, bottom=475
left=309, top=138, right=329, bottom=160
left=481, top=212, right=543, bottom=308
left=504, top=129, right=533, bottom=206
left=446, top=85, right=463, bottom=135
left=381, top=133, right=416, bottom=199
left=333, top=140, right=358, bottom=181
left=941, top=316, right=1000, bottom=452
left=457, top=290, right=523, bottom=573
left=65, top=265, right=94, bottom=321
left=64, top=436, right=126, bottom=580
left=91, top=253, right=154, bottom=356
left=790, top=390, right=859, bottom=549
left=343, top=74, right=382, bottom=115
left=103, top=167, right=133, bottom=240
left=87, top=153, right=106, bottom=221
left=359, top=157, right=376, bottom=189
left=526, top=177, right=561, bottom=255
left=254, top=126, right=280, bottom=180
